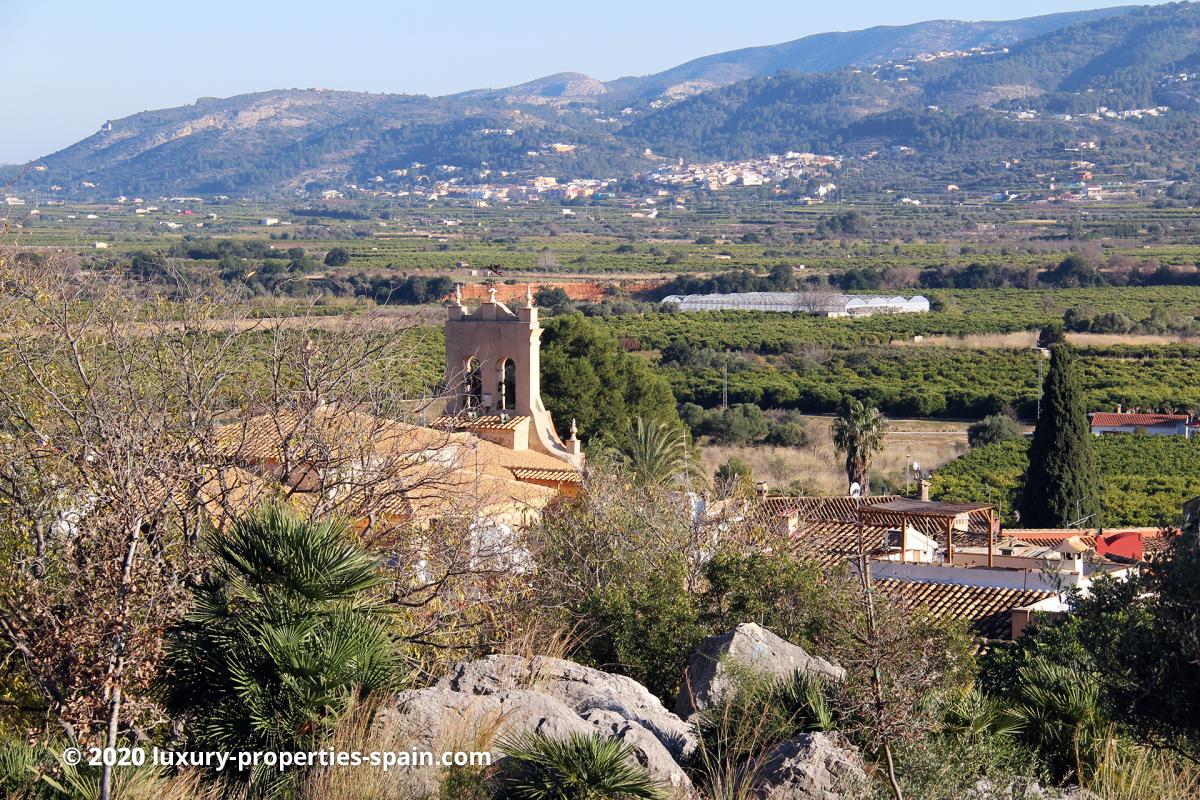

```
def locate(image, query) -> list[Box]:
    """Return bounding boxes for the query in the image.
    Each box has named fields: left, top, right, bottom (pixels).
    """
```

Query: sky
left=0, top=0, right=1166, bottom=164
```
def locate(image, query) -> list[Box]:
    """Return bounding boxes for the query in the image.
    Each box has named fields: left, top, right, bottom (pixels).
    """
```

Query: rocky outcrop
left=754, top=733, right=867, bottom=799
left=438, top=654, right=695, bottom=760
left=676, top=623, right=846, bottom=718
left=383, top=654, right=695, bottom=794
left=377, top=630, right=861, bottom=800
left=967, top=780, right=1102, bottom=800
left=381, top=686, right=594, bottom=747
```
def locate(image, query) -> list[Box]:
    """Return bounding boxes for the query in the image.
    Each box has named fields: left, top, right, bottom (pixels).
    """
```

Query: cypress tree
left=1019, top=345, right=1101, bottom=527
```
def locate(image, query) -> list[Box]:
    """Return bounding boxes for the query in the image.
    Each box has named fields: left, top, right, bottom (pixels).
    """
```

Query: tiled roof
left=787, top=520, right=892, bottom=566
left=478, top=442, right=582, bottom=480
left=1142, top=532, right=1179, bottom=559
left=864, top=498, right=992, bottom=517
left=778, top=495, right=905, bottom=522
left=211, top=406, right=576, bottom=526
left=1089, top=412, right=1189, bottom=428
left=769, top=495, right=994, bottom=537
left=510, top=467, right=582, bottom=483
left=432, top=414, right=529, bottom=431
left=875, top=578, right=1055, bottom=640
left=998, top=527, right=1177, bottom=562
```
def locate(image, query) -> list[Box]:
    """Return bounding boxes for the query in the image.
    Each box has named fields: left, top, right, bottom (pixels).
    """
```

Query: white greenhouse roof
left=660, top=292, right=930, bottom=315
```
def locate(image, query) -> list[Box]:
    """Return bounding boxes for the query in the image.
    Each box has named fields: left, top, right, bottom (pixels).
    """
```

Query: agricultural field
left=10, top=197, right=1200, bottom=497
left=14, top=198, right=1200, bottom=280
left=654, top=345, right=1200, bottom=419
left=931, top=435, right=1200, bottom=527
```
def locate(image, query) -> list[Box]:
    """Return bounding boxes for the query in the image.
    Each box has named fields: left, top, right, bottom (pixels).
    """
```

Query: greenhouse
left=660, top=291, right=930, bottom=317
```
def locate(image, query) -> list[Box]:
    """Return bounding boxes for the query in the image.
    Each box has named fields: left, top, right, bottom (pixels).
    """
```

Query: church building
left=437, top=284, right=583, bottom=473
left=204, top=285, right=583, bottom=534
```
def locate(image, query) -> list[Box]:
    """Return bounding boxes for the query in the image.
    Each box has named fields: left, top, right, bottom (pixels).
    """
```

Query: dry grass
left=1067, top=332, right=1194, bottom=347
left=1084, top=736, right=1200, bottom=800
left=297, top=694, right=508, bottom=800
left=497, top=616, right=581, bottom=666
left=701, top=416, right=969, bottom=494
left=891, top=331, right=1195, bottom=349
left=891, top=332, right=1040, bottom=349
left=139, top=771, right=226, bottom=800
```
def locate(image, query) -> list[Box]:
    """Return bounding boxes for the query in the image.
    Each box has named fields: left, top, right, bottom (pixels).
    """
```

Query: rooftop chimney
left=918, top=477, right=931, bottom=503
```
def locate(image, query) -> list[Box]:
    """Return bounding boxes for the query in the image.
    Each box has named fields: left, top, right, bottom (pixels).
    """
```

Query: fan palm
left=499, top=731, right=664, bottom=800
left=160, top=504, right=401, bottom=789
left=940, top=686, right=1023, bottom=746
left=611, top=416, right=698, bottom=488
left=1006, top=659, right=1104, bottom=781
left=831, top=398, right=887, bottom=495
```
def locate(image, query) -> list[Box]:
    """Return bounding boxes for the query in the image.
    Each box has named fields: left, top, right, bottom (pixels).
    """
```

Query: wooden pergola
left=859, top=498, right=998, bottom=566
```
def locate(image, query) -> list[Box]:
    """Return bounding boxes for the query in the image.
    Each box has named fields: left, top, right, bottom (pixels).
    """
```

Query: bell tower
left=444, top=285, right=581, bottom=466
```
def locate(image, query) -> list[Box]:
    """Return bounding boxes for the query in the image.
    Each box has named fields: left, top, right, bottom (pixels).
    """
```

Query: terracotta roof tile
left=875, top=578, right=1055, bottom=640
left=787, top=520, right=891, bottom=566
left=767, top=495, right=994, bottom=537
left=1089, top=412, right=1189, bottom=428
left=432, top=414, right=529, bottom=431
left=510, top=467, right=582, bottom=483
left=211, top=406, right=577, bottom=526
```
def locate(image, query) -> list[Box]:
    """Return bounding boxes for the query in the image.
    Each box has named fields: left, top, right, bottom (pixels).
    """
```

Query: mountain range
left=13, top=3, right=1200, bottom=198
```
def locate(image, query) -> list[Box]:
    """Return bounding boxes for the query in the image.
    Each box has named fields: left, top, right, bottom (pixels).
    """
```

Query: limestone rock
left=438, top=653, right=695, bottom=759
left=382, top=686, right=594, bottom=749
left=582, top=707, right=692, bottom=791
left=376, top=686, right=595, bottom=797
left=384, top=655, right=698, bottom=795
left=676, top=623, right=845, bottom=718
left=753, top=733, right=867, bottom=800
left=967, top=779, right=1103, bottom=800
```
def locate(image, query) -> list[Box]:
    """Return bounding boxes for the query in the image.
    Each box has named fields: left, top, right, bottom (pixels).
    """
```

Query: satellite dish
left=912, top=461, right=921, bottom=473
left=849, top=482, right=862, bottom=497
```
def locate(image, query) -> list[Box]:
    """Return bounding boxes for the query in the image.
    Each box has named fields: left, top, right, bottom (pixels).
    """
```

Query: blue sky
left=0, top=0, right=1161, bottom=163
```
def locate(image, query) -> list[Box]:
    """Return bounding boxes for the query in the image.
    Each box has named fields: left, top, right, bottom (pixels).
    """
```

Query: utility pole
left=681, top=428, right=690, bottom=490
left=721, top=361, right=729, bottom=410
left=1037, top=357, right=1044, bottom=420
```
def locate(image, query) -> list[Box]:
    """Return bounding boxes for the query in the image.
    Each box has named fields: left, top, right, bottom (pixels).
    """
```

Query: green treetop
left=539, top=313, right=679, bottom=444
left=1019, top=345, right=1101, bottom=528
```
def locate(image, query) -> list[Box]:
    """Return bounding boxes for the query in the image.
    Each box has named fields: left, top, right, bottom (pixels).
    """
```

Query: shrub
left=161, top=505, right=399, bottom=790
left=323, top=246, right=351, bottom=267
left=765, top=420, right=809, bottom=448
left=968, top=414, right=1022, bottom=448
left=699, top=550, right=842, bottom=649
left=499, top=731, right=664, bottom=800
left=714, top=457, right=753, bottom=490
left=576, top=558, right=705, bottom=704
left=535, top=287, right=573, bottom=314
left=704, top=404, right=769, bottom=444
left=691, top=665, right=838, bottom=799
left=1038, top=322, right=1066, bottom=348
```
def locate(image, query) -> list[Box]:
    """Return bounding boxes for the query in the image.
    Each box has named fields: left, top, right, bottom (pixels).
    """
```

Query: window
left=499, top=358, right=517, bottom=410
left=465, top=358, right=482, bottom=408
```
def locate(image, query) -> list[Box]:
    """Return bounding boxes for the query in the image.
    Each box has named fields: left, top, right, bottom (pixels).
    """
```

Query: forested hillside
left=607, top=6, right=1133, bottom=95
left=17, top=3, right=1200, bottom=197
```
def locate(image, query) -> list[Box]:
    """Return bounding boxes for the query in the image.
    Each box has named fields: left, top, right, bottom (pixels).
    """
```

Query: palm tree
left=611, top=416, right=698, bottom=488
left=1006, top=659, right=1104, bottom=782
left=499, top=731, right=664, bottom=800
left=831, top=398, right=887, bottom=495
left=161, top=504, right=400, bottom=791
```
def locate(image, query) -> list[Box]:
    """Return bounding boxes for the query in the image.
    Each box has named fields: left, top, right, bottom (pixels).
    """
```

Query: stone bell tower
left=444, top=285, right=582, bottom=467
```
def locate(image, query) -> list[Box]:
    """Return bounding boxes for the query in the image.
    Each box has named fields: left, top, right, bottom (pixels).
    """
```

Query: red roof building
left=1005, top=528, right=1176, bottom=562
left=1089, top=412, right=1193, bottom=437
